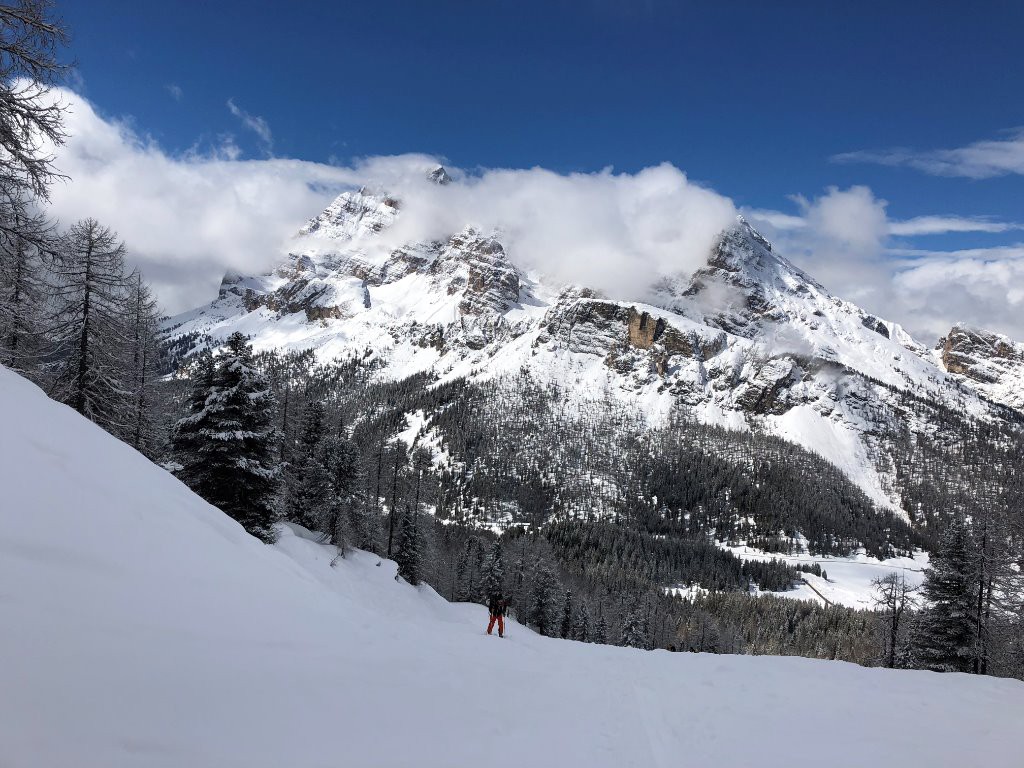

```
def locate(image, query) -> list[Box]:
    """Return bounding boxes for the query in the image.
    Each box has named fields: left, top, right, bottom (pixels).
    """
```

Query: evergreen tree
left=573, top=601, right=591, bottom=642
left=323, top=435, right=373, bottom=550
left=173, top=332, right=280, bottom=542
left=284, top=401, right=330, bottom=530
left=454, top=537, right=480, bottom=602
left=171, top=350, right=215, bottom=493
left=527, top=562, right=558, bottom=636
left=620, top=606, right=647, bottom=649
left=912, top=516, right=980, bottom=673
left=481, top=539, right=505, bottom=599
left=559, top=588, right=573, bottom=639
left=396, top=505, right=424, bottom=586
left=594, top=606, right=609, bottom=645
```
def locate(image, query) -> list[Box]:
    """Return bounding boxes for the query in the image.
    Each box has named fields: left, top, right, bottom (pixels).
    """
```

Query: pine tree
left=573, top=602, right=591, bottom=642
left=620, top=606, right=648, bottom=649
left=527, top=562, right=558, bottom=636
left=912, top=516, right=980, bottom=673
left=284, top=401, right=330, bottom=530
left=173, top=333, right=280, bottom=542
left=454, top=538, right=480, bottom=602
left=323, top=435, right=373, bottom=550
left=481, top=539, right=505, bottom=599
left=171, top=350, right=215, bottom=494
left=48, top=218, right=132, bottom=435
left=559, top=588, right=574, bottom=639
left=395, top=505, right=423, bottom=586
left=594, top=606, right=609, bottom=645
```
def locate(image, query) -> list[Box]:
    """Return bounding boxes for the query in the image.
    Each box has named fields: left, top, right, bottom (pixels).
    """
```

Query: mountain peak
left=428, top=165, right=452, bottom=185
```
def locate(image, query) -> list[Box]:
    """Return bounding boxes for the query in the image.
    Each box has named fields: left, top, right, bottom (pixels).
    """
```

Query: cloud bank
left=44, top=88, right=736, bottom=314
left=41, top=87, right=1024, bottom=344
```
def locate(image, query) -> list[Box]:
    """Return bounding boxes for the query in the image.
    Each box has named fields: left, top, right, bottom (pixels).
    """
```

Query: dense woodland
left=1, top=0, right=1021, bottom=682
left=159, top=344, right=1024, bottom=677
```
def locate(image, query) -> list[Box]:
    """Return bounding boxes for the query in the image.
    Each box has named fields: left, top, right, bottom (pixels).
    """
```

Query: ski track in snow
left=2, top=365, right=1023, bottom=768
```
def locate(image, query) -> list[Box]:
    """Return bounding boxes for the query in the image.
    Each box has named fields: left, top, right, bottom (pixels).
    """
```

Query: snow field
left=2, top=365, right=1023, bottom=768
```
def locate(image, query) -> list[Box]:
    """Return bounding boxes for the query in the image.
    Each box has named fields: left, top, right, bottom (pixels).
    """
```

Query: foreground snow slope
left=2, top=366, right=1023, bottom=768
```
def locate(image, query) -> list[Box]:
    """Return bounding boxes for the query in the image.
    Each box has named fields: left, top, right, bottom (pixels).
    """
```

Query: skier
left=486, top=593, right=507, bottom=638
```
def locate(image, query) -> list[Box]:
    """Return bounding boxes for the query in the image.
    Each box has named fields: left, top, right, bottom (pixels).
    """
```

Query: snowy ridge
left=162, top=180, right=1021, bottom=514
left=2, top=364, right=1023, bottom=768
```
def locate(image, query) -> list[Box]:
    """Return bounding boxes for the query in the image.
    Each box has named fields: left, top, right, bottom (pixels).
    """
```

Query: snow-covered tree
left=171, top=350, right=215, bottom=493
left=573, top=601, right=591, bottom=642
left=172, top=333, right=280, bottom=542
left=620, top=606, right=647, bottom=649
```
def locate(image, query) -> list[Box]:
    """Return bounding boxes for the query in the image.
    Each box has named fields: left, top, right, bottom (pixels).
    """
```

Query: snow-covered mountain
left=162, top=170, right=1022, bottom=515
left=3, top=364, right=1023, bottom=768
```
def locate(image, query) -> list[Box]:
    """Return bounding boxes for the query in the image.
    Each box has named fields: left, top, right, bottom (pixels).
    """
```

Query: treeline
left=1, top=216, right=164, bottom=454
left=0, top=3, right=164, bottom=455
left=153, top=342, right=1023, bottom=677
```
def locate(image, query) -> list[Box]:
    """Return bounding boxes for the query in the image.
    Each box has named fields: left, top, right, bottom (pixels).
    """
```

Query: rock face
left=162, top=185, right=1022, bottom=514
left=938, top=324, right=1024, bottom=411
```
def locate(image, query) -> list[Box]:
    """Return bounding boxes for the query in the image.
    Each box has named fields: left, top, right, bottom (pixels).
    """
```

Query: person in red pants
left=487, top=594, right=507, bottom=638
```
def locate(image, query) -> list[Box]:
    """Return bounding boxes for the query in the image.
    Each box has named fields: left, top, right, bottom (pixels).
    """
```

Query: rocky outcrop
left=433, top=229, right=520, bottom=316
left=938, top=324, right=1024, bottom=411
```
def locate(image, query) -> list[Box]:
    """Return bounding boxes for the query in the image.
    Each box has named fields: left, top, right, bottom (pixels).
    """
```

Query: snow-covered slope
left=2, top=364, right=1024, bottom=768
left=162, top=176, right=1018, bottom=513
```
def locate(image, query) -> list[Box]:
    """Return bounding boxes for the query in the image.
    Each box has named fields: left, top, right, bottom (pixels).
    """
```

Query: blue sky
left=50, top=1, right=1024, bottom=338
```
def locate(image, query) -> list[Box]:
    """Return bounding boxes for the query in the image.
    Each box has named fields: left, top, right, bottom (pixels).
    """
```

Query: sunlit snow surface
left=2, top=365, right=1023, bottom=768
left=722, top=542, right=930, bottom=608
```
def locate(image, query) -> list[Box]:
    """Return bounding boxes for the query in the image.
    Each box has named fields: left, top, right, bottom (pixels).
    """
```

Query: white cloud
left=357, top=161, right=738, bottom=303
left=165, top=84, right=183, bottom=102
left=42, top=88, right=736, bottom=314
left=890, top=247, right=1024, bottom=341
left=226, top=98, right=272, bottom=150
left=44, top=89, right=355, bottom=312
left=40, top=86, right=1024, bottom=344
left=888, top=215, right=1022, bottom=236
left=833, top=129, right=1024, bottom=179
left=747, top=208, right=1022, bottom=238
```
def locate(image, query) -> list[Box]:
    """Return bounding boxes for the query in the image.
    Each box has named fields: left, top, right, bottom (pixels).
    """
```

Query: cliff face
left=939, top=324, right=1024, bottom=411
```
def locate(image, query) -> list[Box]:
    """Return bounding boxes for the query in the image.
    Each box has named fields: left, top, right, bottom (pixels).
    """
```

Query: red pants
left=487, top=614, right=504, bottom=637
